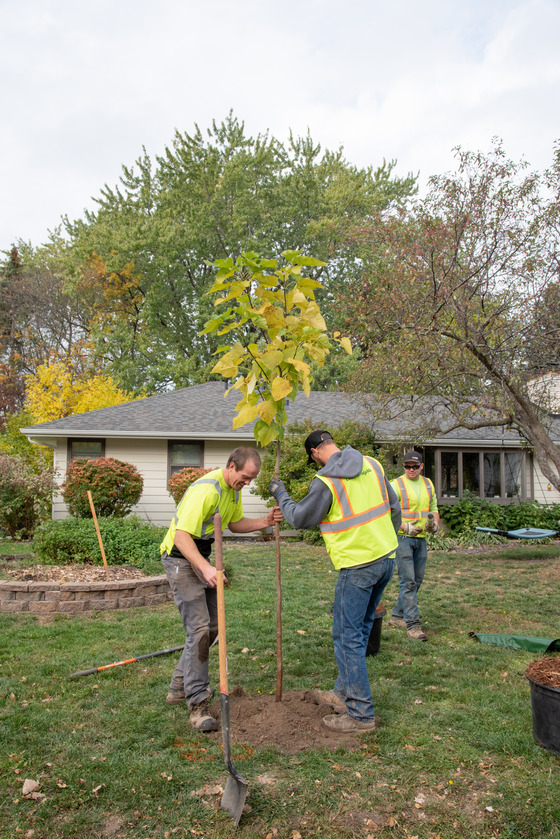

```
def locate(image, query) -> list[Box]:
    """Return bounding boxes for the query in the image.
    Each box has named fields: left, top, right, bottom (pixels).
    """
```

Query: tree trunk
left=274, top=440, right=283, bottom=702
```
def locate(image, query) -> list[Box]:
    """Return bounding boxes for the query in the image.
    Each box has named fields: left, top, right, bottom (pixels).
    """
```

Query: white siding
left=533, top=458, right=560, bottom=505
left=50, top=437, right=271, bottom=530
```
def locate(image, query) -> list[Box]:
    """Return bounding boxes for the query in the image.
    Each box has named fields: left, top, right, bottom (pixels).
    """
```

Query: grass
left=1, top=541, right=560, bottom=838
left=0, top=538, right=36, bottom=556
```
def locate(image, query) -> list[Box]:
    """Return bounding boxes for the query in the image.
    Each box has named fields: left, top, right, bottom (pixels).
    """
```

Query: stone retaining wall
left=0, top=575, right=173, bottom=615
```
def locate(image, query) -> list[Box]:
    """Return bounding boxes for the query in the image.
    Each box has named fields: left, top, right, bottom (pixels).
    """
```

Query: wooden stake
left=87, top=490, right=110, bottom=579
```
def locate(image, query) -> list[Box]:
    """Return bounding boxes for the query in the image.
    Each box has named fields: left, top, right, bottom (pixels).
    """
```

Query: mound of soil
left=206, top=688, right=366, bottom=754
left=526, top=656, right=560, bottom=689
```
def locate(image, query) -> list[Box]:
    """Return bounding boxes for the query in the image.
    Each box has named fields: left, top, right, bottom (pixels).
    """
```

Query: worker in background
left=269, top=430, right=401, bottom=733
left=388, top=450, right=439, bottom=641
left=160, top=447, right=282, bottom=732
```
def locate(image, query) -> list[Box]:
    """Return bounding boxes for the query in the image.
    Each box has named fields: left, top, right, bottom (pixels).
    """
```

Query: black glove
left=269, top=478, right=287, bottom=499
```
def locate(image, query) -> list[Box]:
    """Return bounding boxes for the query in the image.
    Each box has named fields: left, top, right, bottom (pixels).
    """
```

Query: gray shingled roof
left=21, top=380, right=554, bottom=446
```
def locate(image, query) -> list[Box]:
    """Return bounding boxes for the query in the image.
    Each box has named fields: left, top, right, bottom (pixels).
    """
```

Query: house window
left=68, top=439, right=105, bottom=461
left=168, top=441, right=204, bottom=476
left=430, top=448, right=529, bottom=504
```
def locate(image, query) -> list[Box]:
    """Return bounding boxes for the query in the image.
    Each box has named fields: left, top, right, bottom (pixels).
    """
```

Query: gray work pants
left=161, top=551, right=218, bottom=709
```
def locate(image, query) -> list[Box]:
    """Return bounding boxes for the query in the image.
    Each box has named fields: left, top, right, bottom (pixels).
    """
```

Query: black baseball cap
left=304, top=430, right=333, bottom=464
left=403, top=450, right=423, bottom=465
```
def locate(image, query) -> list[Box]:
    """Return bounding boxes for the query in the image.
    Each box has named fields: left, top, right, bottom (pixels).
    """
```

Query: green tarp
left=471, top=633, right=560, bottom=653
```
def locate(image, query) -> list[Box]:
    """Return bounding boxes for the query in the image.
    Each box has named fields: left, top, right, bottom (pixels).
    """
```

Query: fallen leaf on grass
left=22, top=779, right=40, bottom=795
left=297, top=630, right=306, bottom=635
left=190, top=784, right=223, bottom=797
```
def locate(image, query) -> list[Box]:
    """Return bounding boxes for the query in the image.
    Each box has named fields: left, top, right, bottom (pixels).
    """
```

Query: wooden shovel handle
left=214, top=513, right=228, bottom=696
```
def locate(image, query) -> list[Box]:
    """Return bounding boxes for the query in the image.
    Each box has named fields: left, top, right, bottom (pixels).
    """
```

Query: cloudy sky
left=1, top=0, right=559, bottom=249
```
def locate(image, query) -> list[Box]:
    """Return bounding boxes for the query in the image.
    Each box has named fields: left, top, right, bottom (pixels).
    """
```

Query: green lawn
left=1, top=542, right=559, bottom=838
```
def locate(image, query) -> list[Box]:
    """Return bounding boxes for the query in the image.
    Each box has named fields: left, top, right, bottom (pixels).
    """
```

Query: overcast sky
left=1, top=0, right=559, bottom=249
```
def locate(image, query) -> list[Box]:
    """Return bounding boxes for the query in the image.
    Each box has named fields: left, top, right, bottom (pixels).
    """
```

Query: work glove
left=402, top=521, right=422, bottom=537
left=269, top=478, right=287, bottom=500
left=425, top=513, right=439, bottom=534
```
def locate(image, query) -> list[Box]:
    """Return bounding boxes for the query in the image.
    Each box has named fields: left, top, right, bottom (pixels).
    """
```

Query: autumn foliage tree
left=203, top=249, right=351, bottom=700
left=25, top=359, right=138, bottom=423
left=342, top=140, right=560, bottom=492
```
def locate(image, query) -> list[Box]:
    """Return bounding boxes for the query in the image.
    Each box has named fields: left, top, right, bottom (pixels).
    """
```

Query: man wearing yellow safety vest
left=269, top=430, right=402, bottom=733
left=388, top=450, right=439, bottom=641
left=160, top=447, right=282, bottom=732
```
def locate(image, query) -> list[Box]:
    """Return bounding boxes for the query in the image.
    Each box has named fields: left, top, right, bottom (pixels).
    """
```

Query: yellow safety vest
left=316, top=456, right=398, bottom=570
left=393, top=476, right=435, bottom=538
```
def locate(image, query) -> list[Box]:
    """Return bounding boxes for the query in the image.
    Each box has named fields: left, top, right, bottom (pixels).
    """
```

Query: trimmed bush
left=33, top=516, right=166, bottom=569
left=0, top=453, right=55, bottom=539
left=168, top=467, right=213, bottom=505
left=62, top=457, right=143, bottom=518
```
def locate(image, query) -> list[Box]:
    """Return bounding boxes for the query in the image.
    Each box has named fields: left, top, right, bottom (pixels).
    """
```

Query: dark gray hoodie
left=277, top=446, right=402, bottom=533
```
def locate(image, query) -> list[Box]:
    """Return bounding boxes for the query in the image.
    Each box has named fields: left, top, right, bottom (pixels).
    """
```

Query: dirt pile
left=206, top=688, right=367, bottom=754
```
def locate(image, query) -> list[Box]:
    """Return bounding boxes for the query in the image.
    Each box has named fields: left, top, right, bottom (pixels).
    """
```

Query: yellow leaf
left=338, top=336, right=353, bottom=354
left=301, top=376, right=311, bottom=397
left=257, top=400, right=277, bottom=425
left=287, top=357, right=311, bottom=376
left=271, top=377, right=293, bottom=401
left=232, top=403, right=259, bottom=429
left=261, top=349, right=284, bottom=369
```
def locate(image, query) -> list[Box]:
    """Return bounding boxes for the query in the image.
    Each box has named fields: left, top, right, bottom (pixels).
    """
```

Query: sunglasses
left=404, top=464, right=422, bottom=469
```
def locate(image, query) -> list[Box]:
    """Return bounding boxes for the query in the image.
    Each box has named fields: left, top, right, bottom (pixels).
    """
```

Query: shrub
left=62, top=457, right=143, bottom=518
left=439, top=494, right=560, bottom=536
left=168, top=467, right=213, bottom=505
left=0, top=453, right=55, bottom=539
left=34, top=516, right=166, bottom=569
left=253, top=418, right=386, bottom=543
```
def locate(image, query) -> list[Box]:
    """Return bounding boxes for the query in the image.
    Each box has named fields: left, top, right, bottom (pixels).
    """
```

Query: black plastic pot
left=366, top=605, right=386, bottom=657
left=527, top=675, right=560, bottom=755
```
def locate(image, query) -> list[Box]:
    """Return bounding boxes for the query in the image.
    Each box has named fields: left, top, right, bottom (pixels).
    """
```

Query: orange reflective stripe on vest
left=395, top=476, right=433, bottom=520
left=320, top=457, right=391, bottom=534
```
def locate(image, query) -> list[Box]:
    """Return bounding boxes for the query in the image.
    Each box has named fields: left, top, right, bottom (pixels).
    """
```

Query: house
left=21, top=381, right=560, bottom=527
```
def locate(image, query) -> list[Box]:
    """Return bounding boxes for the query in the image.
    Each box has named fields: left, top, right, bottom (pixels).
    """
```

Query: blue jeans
left=392, top=536, right=428, bottom=628
left=332, top=555, right=394, bottom=722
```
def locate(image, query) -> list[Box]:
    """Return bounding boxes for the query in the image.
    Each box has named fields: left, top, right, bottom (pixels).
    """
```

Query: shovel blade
left=221, top=771, right=249, bottom=827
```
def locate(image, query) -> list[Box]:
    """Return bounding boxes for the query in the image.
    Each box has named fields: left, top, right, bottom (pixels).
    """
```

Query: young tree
left=202, top=250, right=351, bottom=700
left=343, top=140, right=560, bottom=492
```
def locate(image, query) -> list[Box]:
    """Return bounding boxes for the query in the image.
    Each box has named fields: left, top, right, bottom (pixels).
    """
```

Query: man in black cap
left=269, top=429, right=401, bottom=733
left=388, top=450, right=439, bottom=641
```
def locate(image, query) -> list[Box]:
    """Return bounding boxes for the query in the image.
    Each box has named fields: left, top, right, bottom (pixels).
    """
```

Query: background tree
left=342, top=140, right=560, bottom=492
left=25, top=359, right=139, bottom=423
left=0, top=243, right=88, bottom=423
left=59, top=113, right=416, bottom=393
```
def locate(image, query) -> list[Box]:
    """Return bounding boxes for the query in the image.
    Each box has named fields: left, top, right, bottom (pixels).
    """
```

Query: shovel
left=214, top=513, right=249, bottom=827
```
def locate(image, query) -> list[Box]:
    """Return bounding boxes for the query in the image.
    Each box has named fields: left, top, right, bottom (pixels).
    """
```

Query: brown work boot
left=189, top=699, right=218, bottom=732
left=407, top=624, right=427, bottom=641
left=308, top=689, right=346, bottom=714
left=388, top=617, right=407, bottom=629
left=322, top=712, right=378, bottom=732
